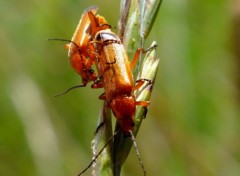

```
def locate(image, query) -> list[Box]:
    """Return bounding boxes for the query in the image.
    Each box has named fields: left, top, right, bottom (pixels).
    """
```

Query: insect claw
left=142, top=107, right=148, bottom=119
left=94, top=121, right=106, bottom=135
left=143, top=43, right=158, bottom=53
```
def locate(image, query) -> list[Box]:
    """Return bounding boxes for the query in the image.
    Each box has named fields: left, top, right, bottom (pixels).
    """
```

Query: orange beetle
left=87, top=11, right=151, bottom=133
left=66, top=6, right=110, bottom=87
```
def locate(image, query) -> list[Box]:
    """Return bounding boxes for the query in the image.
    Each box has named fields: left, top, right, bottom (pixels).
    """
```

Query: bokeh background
left=1, top=0, right=240, bottom=175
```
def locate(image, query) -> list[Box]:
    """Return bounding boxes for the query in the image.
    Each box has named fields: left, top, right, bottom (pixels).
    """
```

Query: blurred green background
left=1, top=0, right=239, bottom=175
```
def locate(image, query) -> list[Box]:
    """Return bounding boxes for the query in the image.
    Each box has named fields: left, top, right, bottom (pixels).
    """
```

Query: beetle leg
left=133, top=79, right=152, bottom=90
left=132, top=79, right=144, bottom=90
left=130, top=48, right=141, bottom=70
left=99, top=92, right=106, bottom=100
left=136, top=78, right=152, bottom=85
left=130, top=44, right=158, bottom=70
left=135, top=101, right=150, bottom=107
left=142, top=44, right=158, bottom=54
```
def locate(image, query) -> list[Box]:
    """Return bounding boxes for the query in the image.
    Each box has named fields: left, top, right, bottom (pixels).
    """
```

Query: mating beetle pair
left=51, top=6, right=157, bottom=176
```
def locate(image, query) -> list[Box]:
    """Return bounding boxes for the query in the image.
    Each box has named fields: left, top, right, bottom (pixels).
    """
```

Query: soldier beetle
left=65, top=6, right=98, bottom=87
left=66, top=6, right=111, bottom=87
left=87, top=10, right=153, bottom=133
left=49, top=6, right=111, bottom=96
left=50, top=6, right=156, bottom=176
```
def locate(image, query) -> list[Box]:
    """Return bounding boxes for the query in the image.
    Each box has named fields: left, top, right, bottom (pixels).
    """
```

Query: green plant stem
left=92, top=101, right=113, bottom=176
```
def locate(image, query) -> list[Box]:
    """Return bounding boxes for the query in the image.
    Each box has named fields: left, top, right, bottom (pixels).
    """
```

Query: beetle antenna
left=48, top=38, right=79, bottom=49
left=53, top=85, right=85, bottom=97
left=48, top=38, right=72, bottom=42
left=77, top=131, right=119, bottom=176
left=129, top=130, right=146, bottom=176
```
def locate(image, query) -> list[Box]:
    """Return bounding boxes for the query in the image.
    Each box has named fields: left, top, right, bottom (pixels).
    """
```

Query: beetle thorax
left=110, top=96, right=136, bottom=132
